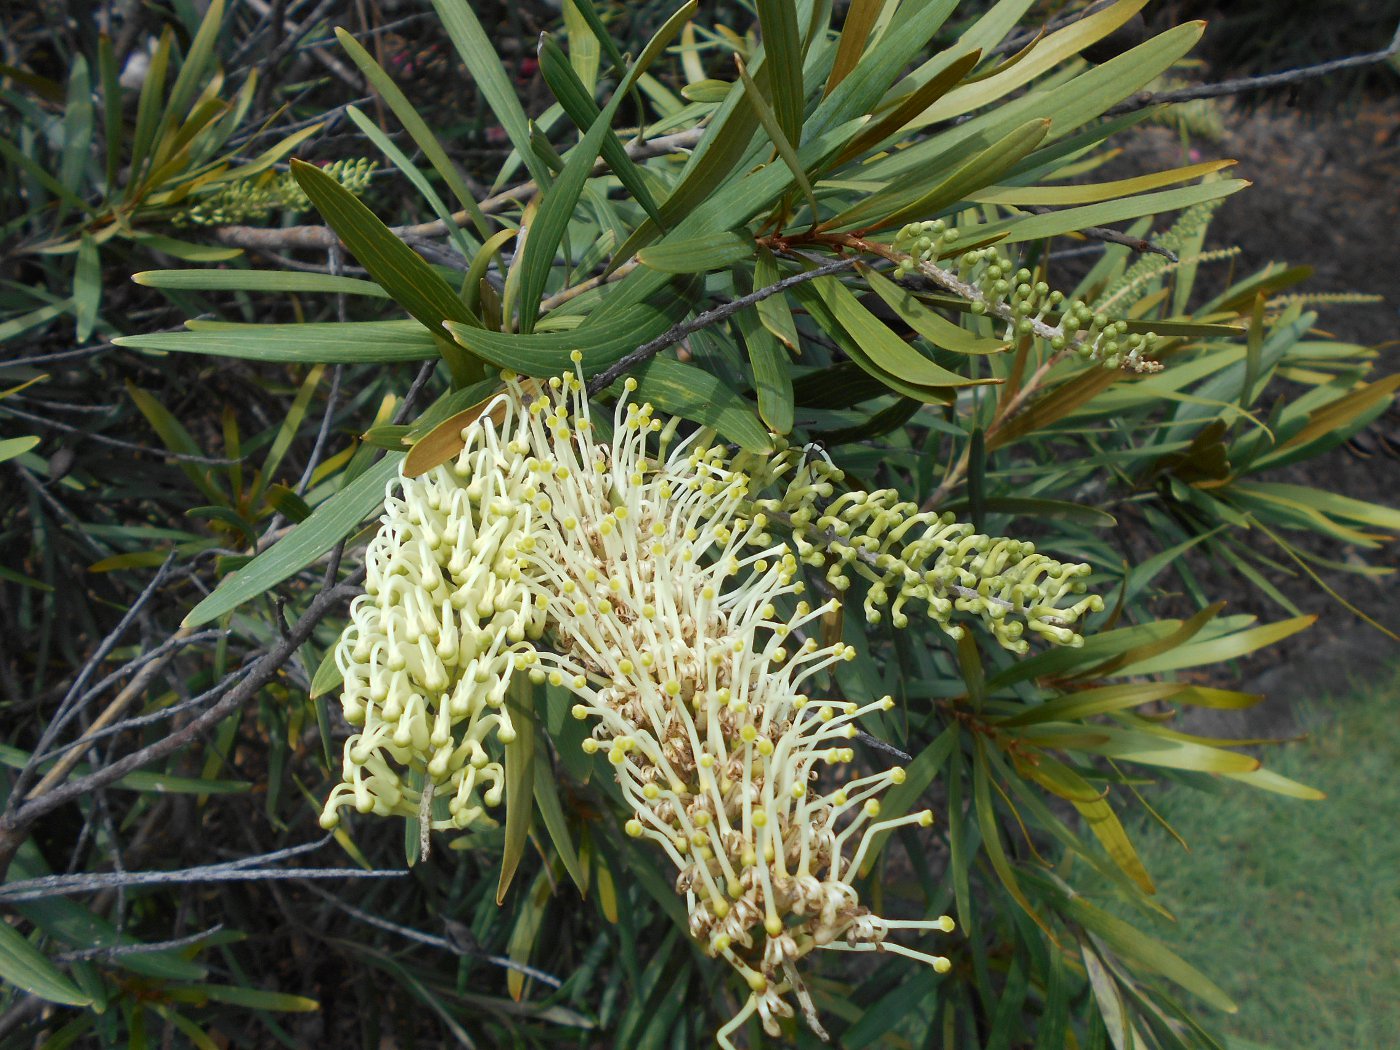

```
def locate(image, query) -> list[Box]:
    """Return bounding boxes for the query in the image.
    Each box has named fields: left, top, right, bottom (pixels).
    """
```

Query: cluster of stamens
left=324, top=356, right=1105, bottom=1044
left=892, top=219, right=1163, bottom=372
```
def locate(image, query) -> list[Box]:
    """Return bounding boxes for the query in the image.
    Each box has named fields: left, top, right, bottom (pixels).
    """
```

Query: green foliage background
left=1, top=1, right=1395, bottom=1047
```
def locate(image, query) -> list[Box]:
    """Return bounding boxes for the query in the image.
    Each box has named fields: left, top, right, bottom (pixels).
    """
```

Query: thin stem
left=587, top=257, right=858, bottom=395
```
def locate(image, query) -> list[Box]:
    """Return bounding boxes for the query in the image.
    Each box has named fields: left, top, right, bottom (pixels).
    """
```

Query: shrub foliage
left=1, top=1, right=1396, bottom=1048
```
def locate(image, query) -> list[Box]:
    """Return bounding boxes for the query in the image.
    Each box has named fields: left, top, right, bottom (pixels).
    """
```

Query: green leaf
left=735, top=302, right=793, bottom=435
left=115, top=320, right=439, bottom=363
left=309, top=645, right=342, bottom=699
left=1044, top=725, right=1260, bottom=774
left=290, top=159, right=481, bottom=383
left=1119, top=615, right=1315, bottom=675
left=0, top=920, right=92, bottom=1007
left=430, top=0, right=554, bottom=189
left=133, top=269, right=389, bottom=297
left=753, top=247, right=801, bottom=350
left=972, top=742, right=1040, bottom=922
left=1022, top=754, right=1154, bottom=893
left=806, top=0, right=959, bottom=140
left=515, top=82, right=631, bottom=334
left=130, top=233, right=241, bottom=262
left=1065, top=896, right=1238, bottom=1013
left=834, top=117, right=1052, bottom=232
left=917, top=0, right=1152, bottom=126
left=334, top=28, right=491, bottom=240
left=1220, top=766, right=1325, bottom=800
left=533, top=755, right=588, bottom=896
left=971, top=159, right=1236, bottom=206
left=58, top=56, right=94, bottom=197
left=130, top=29, right=173, bottom=178
left=985, top=180, right=1249, bottom=244
left=636, top=230, right=754, bottom=274
left=127, top=383, right=225, bottom=503
left=824, top=0, right=887, bottom=96
left=445, top=288, right=691, bottom=376
left=623, top=357, right=772, bottom=453
left=165, top=0, right=225, bottom=119
left=256, top=365, right=325, bottom=498
left=868, top=22, right=1204, bottom=186
left=836, top=48, right=982, bottom=166
left=0, top=436, right=40, bottom=463
left=537, top=33, right=664, bottom=227
left=735, top=55, right=819, bottom=220
left=755, top=0, right=804, bottom=146
left=1080, top=942, right=1132, bottom=1050
left=184, top=454, right=401, bottom=627
left=998, top=683, right=1185, bottom=727
left=342, top=105, right=477, bottom=260
left=1231, top=481, right=1400, bottom=533
left=806, top=275, right=999, bottom=397
left=170, top=984, right=318, bottom=1012
left=497, top=677, right=537, bottom=905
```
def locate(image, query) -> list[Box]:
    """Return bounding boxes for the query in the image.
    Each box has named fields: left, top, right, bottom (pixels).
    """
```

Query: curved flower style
left=323, top=359, right=1103, bottom=1044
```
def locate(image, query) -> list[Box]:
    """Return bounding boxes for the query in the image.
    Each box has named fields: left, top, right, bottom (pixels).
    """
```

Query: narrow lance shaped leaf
left=755, top=0, right=804, bottom=145
left=430, top=0, right=554, bottom=189
left=824, top=0, right=887, bottom=97
left=735, top=55, right=819, bottom=222
left=514, top=78, right=632, bottom=334
left=497, top=674, right=538, bottom=904
left=537, top=32, right=665, bottom=227
left=734, top=303, right=793, bottom=435
left=184, top=455, right=403, bottom=627
left=334, top=27, right=493, bottom=241
left=290, top=158, right=483, bottom=384
left=0, top=922, right=93, bottom=1007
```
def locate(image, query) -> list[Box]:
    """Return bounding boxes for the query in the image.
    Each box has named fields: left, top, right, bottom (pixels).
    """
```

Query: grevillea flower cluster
left=892, top=219, right=1164, bottom=373
left=323, top=358, right=1101, bottom=1045
left=175, top=158, right=376, bottom=226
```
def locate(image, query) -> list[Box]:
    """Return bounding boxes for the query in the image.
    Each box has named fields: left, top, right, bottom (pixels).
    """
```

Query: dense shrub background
left=1, top=2, right=1395, bottom=1047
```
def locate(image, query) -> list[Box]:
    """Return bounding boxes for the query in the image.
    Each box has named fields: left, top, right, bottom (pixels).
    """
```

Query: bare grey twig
left=300, top=884, right=566, bottom=989
left=0, top=571, right=365, bottom=881
left=0, top=405, right=246, bottom=463
left=1107, top=21, right=1400, bottom=115
left=8, top=554, right=179, bottom=808
left=587, top=257, right=858, bottom=395
left=0, top=867, right=406, bottom=903
left=53, top=925, right=226, bottom=963
left=1022, top=205, right=1178, bottom=261
left=35, top=666, right=253, bottom=764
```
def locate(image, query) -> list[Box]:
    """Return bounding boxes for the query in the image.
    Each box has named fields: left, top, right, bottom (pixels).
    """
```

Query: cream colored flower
left=324, top=357, right=1102, bottom=1043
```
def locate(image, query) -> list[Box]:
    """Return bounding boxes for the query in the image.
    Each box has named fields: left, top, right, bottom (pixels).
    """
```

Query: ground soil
left=1109, top=96, right=1399, bottom=733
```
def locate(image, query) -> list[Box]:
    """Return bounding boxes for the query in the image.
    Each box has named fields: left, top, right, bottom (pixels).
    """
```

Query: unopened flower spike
left=176, top=158, right=376, bottom=227
left=892, top=219, right=1164, bottom=373
left=325, top=358, right=1100, bottom=1045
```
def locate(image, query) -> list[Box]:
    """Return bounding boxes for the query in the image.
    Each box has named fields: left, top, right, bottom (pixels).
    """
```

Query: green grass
left=1127, top=666, right=1400, bottom=1050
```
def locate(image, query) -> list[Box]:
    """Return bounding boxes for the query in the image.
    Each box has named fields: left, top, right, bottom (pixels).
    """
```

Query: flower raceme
left=322, top=359, right=1102, bottom=1044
